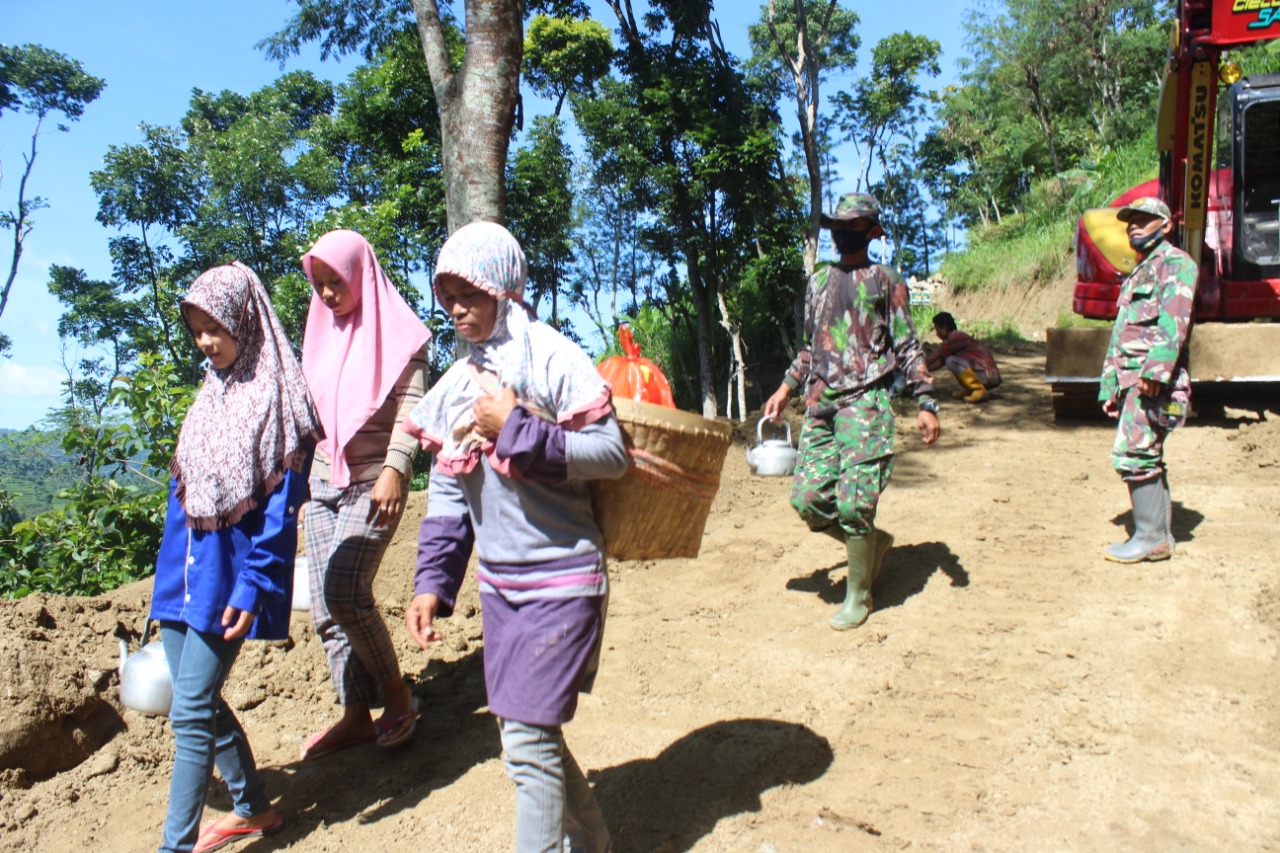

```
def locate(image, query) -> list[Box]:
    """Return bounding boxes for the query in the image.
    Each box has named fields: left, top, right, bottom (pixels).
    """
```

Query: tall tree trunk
left=683, top=252, right=718, bottom=418
left=765, top=0, right=840, bottom=278
left=716, top=290, right=747, bottom=422
left=1, top=117, right=43, bottom=325
left=412, top=0, right=523, bottom=231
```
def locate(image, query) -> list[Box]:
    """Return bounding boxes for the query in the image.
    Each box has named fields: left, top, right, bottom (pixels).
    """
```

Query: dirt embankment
left=1, top=346, right=1277, bottom=853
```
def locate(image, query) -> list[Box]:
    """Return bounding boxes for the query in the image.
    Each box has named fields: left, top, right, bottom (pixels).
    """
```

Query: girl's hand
left=368, top=467, right=404, bottom=527
left=222, top=606, right=256, bottom=640
left=473, top=387, right=518, bottom=439
left=406, top=593, right=443, bottom=649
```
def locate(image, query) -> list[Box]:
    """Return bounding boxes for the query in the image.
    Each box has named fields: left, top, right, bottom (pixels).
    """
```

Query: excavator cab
left=1229, top=73, right=1280, bottom=280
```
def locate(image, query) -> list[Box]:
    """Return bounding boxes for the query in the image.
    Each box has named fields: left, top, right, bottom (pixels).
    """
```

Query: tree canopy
left=0, top=44, right=104, bottom=355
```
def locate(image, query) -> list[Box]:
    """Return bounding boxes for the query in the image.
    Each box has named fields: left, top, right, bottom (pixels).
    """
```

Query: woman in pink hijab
left=299, top=230, right=431, bottom=759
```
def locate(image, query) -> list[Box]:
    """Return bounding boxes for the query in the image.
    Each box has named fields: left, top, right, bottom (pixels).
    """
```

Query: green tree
left=748, top=0, right=860, bottom=276
left=566, top=177, right=663, bottom=344
left=0, top=44, right=104, bottom=355
left=932, top=0, right=1167, bottom=228
left=507, top=115, right=575, bottom=327
left=0, top=355, right=194, bottom=598
left=832, top=31, right=941, bottom=191
left=182, top=71, right=339, bottom=289
left=304, top=26, right=446, bottom=307
left=580, top=0, right=795, bottom=417
left=524, top=14, right=614, bottom=117
left=90, top=124, right=202, bottom=372
left=45, top=264, right=149, bottom=418
left=267, top=0, right=551, bottom=230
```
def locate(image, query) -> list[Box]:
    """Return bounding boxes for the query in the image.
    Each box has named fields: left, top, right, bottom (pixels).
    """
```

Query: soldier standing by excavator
left=1100, top=197, right=1197, bottom=563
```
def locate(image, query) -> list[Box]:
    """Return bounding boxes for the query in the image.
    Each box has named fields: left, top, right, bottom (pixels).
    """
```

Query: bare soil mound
left=1, top=348, right=1277, bottom=852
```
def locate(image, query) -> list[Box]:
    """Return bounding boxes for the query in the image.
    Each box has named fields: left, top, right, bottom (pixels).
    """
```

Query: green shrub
left=0, top=355, right=194, bottom=598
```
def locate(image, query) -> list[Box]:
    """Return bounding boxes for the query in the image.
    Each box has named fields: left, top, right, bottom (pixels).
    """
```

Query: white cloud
left=0, top=361, right=64, bottom=398
left=0, top=361, right=64, bottom=429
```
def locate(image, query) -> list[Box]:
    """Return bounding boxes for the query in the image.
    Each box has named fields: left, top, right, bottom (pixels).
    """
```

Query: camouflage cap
left=820, top=192, right=881, bottom=229
left=1116, top=196, right=1171, bottom=222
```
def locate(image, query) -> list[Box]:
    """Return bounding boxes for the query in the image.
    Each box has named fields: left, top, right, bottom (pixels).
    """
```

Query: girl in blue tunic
left=149, top=262, right=322, bottom=853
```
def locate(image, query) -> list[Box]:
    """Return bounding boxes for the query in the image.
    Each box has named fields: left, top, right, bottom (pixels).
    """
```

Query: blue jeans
left=159, top=622, right=270, bottom=853
left=500, top=718, right=610, bottom=853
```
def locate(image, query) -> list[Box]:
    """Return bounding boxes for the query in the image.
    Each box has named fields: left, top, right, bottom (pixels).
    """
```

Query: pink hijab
left=301, top=230, right=431, bottom=487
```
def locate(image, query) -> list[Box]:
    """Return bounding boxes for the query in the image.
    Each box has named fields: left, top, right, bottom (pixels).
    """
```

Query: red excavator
left=1046, top=0, right=1280, bottom=418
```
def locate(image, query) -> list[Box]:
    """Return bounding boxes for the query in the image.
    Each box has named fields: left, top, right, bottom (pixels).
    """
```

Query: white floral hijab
left=404, top=222, right=611, bottom=475
left=173, top=262, right=323, bottom=530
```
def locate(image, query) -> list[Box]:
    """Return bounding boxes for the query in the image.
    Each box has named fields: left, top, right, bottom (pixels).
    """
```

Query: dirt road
left=2, top=346, right=1277, bottom=852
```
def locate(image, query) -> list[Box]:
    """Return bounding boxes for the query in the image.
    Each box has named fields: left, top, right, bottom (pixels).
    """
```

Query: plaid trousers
left=305, top=477, right=404, bottom=706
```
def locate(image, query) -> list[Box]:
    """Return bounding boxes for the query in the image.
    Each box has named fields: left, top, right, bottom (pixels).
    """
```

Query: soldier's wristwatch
left=918, top=398, right=940, bottom=414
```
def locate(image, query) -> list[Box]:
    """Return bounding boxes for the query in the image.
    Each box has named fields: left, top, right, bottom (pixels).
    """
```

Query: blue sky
left=1, top=0, right=966, bottom=430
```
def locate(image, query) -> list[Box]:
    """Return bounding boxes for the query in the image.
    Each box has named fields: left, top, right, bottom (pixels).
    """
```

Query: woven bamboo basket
left=591, top=398, right=733, bottom=561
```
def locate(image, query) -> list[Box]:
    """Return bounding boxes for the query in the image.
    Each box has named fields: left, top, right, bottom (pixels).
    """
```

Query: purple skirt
left=481, top=592, right=605, bottom=727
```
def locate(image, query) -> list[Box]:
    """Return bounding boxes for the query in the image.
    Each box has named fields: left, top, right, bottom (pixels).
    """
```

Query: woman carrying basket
left=403, top=221, right=627, bottom=853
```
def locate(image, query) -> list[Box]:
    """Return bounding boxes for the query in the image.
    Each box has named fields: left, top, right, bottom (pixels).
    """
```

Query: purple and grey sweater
left=413, top=406, right=628, bottom=615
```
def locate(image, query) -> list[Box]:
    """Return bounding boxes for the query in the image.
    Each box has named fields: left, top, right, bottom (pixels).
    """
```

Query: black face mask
left=831, top=228, right=872, bottom=256
left=1128, top=228, right=1165, bottom=254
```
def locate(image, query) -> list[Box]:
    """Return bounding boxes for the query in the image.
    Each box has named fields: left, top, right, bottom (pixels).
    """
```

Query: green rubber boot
left=831, top=533, right=879, bottom=630
left=870, top=529, right=894, bottom=586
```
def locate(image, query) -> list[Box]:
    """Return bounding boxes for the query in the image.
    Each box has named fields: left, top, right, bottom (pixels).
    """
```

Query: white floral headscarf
left=404, top=222, right=611, bottom=475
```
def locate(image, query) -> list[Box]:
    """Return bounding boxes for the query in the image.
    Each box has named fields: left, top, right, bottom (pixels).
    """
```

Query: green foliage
left=0, top=429, right=76, bottom=518
left=508, top=116, right=576, bottom=325
left=524, top=15, right=614, bottom=114
left=745, top=0, right=861, bottom=92
left=932, top=0, right=1168, bottom=229
left=965, top=316, right=1028, bottom=345
left=1, top=44, right=106, bottom=352
left=574, top=4, right=798, bottom=412
left=833, top=31, right=942, bottom=189
left=0, top=43, right=105, bottom=121
left=938, top=129, right=1159, bottom=294
left=939, top=217, right=1076, bottom=294
left=0, top=355, right=194, bottom=598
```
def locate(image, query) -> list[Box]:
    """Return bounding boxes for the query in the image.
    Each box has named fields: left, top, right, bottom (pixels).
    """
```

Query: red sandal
left=193, top=812, right=284, bottom=853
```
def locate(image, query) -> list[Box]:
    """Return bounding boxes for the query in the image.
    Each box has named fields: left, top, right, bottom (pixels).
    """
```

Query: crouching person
left=925, top=311, right=1001, bottom=403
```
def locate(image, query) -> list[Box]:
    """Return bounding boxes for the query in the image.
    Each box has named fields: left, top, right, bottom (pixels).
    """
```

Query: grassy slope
left=934, top=131, right=1159, bottom=337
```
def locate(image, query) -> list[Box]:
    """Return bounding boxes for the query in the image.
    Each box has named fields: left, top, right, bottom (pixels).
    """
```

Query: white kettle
left=745, top=417, right=798, bottom=477
left=118, top=638, right=172, bottom=717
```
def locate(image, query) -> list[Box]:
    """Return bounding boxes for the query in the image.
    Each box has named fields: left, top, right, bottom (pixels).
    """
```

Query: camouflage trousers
left=1111, top=386, right=1169, bottom=481
left=789, top=388, right=895, bottom=538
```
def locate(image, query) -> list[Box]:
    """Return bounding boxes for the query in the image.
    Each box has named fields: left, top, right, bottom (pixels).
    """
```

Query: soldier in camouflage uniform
left=1099, top=196, right=1196, bottom=563
left=764, top=193, right=941, bottom=630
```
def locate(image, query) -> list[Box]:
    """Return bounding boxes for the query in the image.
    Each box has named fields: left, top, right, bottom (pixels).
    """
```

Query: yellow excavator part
left=1081, top=208, right=1141, bottom=276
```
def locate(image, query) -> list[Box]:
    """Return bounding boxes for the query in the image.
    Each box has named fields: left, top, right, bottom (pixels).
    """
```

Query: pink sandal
left=376, top=696, right=423, bottom=748
left=193, top=812, right=284, bottom=853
